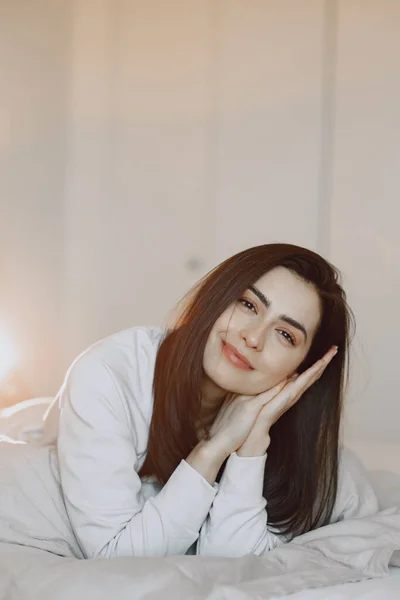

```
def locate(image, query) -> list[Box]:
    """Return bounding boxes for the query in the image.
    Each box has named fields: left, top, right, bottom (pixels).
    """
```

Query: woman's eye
left=279, top=330, right=295, bottom=345
left=238, top=298, right=257, bottom=314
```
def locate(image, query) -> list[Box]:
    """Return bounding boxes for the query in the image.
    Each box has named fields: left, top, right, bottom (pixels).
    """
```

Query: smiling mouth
left=221, top=341, right=254, bottom=371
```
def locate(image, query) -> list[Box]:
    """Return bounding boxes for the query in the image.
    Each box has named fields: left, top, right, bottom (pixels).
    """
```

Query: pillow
left=369, top=469, right=400, bottom=511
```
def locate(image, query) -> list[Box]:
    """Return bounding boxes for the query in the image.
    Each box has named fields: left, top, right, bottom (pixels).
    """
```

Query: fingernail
left=289, top=373, right=299, bottom=381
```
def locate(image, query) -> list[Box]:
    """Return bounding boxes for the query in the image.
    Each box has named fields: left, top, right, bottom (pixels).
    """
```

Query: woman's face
left=203, top=266, right=322, bottom=398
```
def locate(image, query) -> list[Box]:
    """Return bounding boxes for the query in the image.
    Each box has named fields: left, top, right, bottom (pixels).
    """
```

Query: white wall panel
left=212, top=0, right=326, bottom=263
left=330, top=0, right=400, bottom=442
left=0, top=0, right=69, bottom=395
left=62, top=0, right=216, bottom=364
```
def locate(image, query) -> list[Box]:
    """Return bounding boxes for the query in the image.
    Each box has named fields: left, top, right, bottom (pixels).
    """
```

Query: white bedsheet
left=0, top=542, right=399, bottom=600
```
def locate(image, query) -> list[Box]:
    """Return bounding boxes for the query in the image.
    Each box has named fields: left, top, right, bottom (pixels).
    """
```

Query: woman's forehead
left=252, top=267, right=321, bottom=329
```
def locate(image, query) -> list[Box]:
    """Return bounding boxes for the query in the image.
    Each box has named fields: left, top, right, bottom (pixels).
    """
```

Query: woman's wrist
left=186, top=439, right=227, bottom=485
left=236, top=434, right=271, bottom=457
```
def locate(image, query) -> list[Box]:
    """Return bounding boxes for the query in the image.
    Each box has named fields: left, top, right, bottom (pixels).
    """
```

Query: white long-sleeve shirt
left=52, top=326, right=378, bottom=559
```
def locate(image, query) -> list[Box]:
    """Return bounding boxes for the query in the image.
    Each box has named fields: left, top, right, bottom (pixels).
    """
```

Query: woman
left=44, top=242, right=377, bottom=558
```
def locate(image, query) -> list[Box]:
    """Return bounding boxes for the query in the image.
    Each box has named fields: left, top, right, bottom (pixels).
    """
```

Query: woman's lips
left=222, top=341, right=254, bottom=371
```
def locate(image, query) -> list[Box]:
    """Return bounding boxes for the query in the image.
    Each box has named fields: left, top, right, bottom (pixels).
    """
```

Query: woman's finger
left=260, top=371, right=321, bottom=424
left=285, top=346, right=338, bottom=406
left=253, top=378, right=288, bottom=407
left=270, top=346, right=337, bottom=411
left=245, top=346, right=339, bottom=427
left=257, top=346, right=339, bottom=426
left=288, top=370, right=324, bottom=408
left=288, top=346, right=338, bottom=394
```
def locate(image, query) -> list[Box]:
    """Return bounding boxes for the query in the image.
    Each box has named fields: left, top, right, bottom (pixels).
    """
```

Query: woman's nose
left=240, top=324, right=265, bottom=351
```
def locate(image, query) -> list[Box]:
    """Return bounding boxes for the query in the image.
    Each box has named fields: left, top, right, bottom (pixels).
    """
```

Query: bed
left=1, top=399, right=399, bottom=600
left=0, top=537, right=399, bottom=600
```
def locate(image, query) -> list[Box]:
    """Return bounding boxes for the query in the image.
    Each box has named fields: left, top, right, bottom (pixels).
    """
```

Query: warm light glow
left=0, top=326, right=18, bottom=383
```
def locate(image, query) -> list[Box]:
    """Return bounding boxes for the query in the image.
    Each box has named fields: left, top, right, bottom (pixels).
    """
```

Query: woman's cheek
left=263, top=358, right=296, bottom=383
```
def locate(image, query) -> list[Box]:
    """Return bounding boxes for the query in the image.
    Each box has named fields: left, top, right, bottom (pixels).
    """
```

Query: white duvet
left=1, top=441, right=400, bottom=599
left=0, top=530, right=399, bottom=600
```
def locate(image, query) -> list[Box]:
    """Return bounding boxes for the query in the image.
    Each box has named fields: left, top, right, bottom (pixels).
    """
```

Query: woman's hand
left=237, top=345, right=338, bottom=457
left=205, top=379, right=289, bottom=462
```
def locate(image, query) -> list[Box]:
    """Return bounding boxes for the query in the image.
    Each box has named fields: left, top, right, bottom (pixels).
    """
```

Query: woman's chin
left=212, top=378, right=264, bottom=398
left=204, top=366, right=271, bottom=398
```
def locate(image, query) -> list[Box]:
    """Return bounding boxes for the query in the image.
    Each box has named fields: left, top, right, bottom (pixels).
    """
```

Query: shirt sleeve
left=196, top=452, right=285, bottom=557
left=197, top=446, right=379, bottom=558
left=57, top=354, right=217, bottom=558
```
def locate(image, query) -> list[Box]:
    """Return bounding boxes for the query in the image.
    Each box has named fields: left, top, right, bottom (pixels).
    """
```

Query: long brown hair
left=139, top=243, right=353, bottom=539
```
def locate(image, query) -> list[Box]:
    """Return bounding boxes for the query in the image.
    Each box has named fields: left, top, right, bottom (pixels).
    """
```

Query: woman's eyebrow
left=248, top=285, right=308, bottom=341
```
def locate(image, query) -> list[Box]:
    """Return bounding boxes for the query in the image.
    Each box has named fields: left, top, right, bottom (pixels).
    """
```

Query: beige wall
left=0, top=0, right=70, bottom=395
left=330, top=0, right=400, bottom=440
left=63, top=0, right=327, bottom=364
left=0, top=1, right=399, bottom=448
